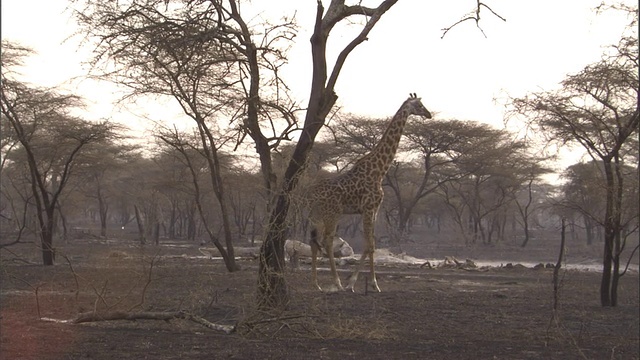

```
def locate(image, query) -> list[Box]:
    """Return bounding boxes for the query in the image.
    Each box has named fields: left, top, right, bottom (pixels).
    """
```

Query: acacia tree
left=76, top=142, right=137, bottom=237
left=435, top=124, right=529, bottom=244
left=510, top=6, right=639, bottom=306
left=109, top=156, right=158, bottom=243
left=333, top=115, right=386, bottom=160
left=225, top=170, right=264, bottom=243
left=390, top=119, right=507, bottom=236
left=74, top=0, right=298, bottom=201
left=257, top=0, right=400, bottom=309
left=512, top=161, right=552, bottom=247
left=562, top=162, right=607, bottom=245
left=1, top=41, right=120, bottom=265
left=0, top=154, right=37, bottom=247
left=157, top=127, right=242, bottom=270
left=561, top=161, right=639, bottom=247
left=74, top=0, right=301, bottom=271
left=479, top=154, right=548, bottom=244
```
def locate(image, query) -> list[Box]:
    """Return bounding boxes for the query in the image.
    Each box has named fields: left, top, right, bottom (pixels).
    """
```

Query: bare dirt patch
left=1, top=239, right=638, bottom=360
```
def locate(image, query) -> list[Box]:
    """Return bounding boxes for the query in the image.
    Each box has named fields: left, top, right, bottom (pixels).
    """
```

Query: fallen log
left=41, top=310, right=235, bottom=334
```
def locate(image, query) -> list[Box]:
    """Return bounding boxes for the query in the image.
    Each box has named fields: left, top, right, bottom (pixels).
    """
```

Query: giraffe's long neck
left=359, top=106, right=410, bottom=176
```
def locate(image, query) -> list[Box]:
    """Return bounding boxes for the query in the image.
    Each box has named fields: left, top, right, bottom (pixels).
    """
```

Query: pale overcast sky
left=1, top=0, right=634, bottom=152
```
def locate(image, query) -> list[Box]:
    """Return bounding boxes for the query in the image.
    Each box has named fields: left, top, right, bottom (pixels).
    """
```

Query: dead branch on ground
left=238, top=311, right=321, bottom=337
left=41, top=310, right=235, bottom=334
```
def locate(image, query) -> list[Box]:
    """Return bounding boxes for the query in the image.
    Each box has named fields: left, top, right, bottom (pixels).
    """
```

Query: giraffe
left=307, top=93, right=432, bottom=292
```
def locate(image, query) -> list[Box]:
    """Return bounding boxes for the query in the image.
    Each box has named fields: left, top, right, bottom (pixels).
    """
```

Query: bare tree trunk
left=258, top=194, right=291, bottom=309
left=584, top=215, right=595, bottom=245
left=520, top=216, right=531, bottom=247
left=153, top=222, right=160, bottom=245
left=193, top=121, right=239, bottom=272
left=97, top=182, right=108, bottom=237
left=41, top=229, right=55, bottom=265
left=600, top=159, right=618, bottom=306
left=186, top=201, right=196, bottom=241
left=601, top=226, right=614, bottom=306
left=39, top=206, right=56, bottom=265
left=134, top=205, right=146, bottom=245
left=611, top=230, right=621, bottom=306
left=552, top=218, right=566, bottom=311
left=609, top=155, right=625, bottom=306
left=57, top=203, right=69, bottom=243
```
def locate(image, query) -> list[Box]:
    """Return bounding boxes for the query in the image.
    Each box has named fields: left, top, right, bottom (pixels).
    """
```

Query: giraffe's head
left=405, top=93, right=432, bottom=119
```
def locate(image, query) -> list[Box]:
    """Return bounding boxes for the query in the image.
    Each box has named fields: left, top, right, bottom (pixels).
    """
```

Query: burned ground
left=1, top=238, right=638, bottom=360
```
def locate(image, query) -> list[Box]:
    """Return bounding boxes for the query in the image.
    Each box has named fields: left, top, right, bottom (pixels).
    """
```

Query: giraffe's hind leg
left=323, top=223, right=344, bottom=292
left=310, top=228, right=322, bottom=291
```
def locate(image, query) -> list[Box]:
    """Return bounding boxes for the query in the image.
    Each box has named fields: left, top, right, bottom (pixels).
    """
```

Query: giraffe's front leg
left=367, top=208, right=382, bottom=292
left=347, top=208, right=381, bottom=292
left=345, top=254, right=363, bottom=292
left=368, top=248, right=381, bottom=292
left=346, top=248, right=380, bottom=292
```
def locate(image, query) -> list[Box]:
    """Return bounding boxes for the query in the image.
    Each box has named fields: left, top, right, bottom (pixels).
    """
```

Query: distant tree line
left=2, top=72, right=637, bottom=257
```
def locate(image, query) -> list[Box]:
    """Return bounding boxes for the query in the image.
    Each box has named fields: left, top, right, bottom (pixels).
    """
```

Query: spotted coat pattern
left=307, top=94, right=432, bottom=292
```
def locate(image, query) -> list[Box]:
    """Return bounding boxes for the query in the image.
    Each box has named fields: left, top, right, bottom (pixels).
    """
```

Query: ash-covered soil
left=1, top=238, right=638, bottom=360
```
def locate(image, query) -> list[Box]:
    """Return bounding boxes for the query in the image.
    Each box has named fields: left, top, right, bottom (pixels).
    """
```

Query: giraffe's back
left=307, top=171, right=383, bottom=216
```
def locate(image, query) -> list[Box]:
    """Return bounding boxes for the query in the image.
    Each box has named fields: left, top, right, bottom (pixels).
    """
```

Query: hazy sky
left=1, top=0, right=634, bottom=156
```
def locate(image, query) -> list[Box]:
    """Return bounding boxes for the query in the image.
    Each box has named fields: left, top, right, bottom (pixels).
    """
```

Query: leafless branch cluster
left=441, top=1, right=506, bottom=39
left=73, top=0, right=300, bottom=152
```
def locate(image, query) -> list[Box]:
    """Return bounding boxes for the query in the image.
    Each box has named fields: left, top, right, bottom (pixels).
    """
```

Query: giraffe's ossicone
left=306, top=93, right=432, bottom=292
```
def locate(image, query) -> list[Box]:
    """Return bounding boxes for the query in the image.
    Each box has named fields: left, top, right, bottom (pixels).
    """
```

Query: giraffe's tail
left=310, top=228, right=321, bottom=249
left=310, top=228, right=329, bottom=257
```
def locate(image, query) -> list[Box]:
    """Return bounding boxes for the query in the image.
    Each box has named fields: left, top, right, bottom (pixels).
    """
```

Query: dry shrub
left=326, top=316, right=395, bottom=340
left=237, top=294, right=396, bottom=341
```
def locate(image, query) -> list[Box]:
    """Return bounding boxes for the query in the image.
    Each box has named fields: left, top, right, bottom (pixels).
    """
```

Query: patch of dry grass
left=326, top=315, right=395, bottom=340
